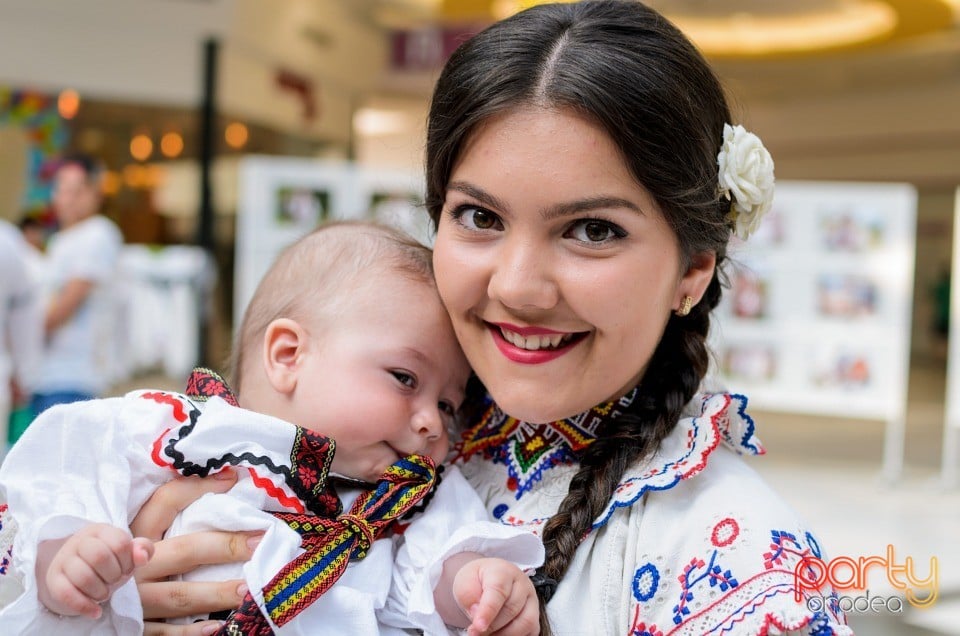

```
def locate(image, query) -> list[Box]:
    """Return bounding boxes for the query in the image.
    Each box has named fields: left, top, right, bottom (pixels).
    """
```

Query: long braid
left=534, top=272, right=723, bottom=635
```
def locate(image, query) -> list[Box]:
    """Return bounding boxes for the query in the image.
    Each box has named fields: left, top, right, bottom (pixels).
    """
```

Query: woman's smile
left=487, top=322, right=587, bottom=364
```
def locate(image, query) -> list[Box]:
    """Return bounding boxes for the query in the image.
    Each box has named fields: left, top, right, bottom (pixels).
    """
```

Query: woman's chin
left=488, top=389, right=584, bottom=424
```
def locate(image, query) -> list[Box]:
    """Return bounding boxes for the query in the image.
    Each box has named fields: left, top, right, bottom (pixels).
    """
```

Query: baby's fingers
left=51, top=561, right=107, bottom=619
left=467, top=576, right=512, bottom=635
left=482, top=577, right=539, bottom=636
left=489, top=598, right=540, bottom=636
left=80, top=527, right=142, bottom=584
left=132, top=537, right=155, bottom=568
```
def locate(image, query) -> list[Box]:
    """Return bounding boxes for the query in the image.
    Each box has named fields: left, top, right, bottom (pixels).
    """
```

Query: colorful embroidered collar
left=453, top=387, right=638, bottom=497
left=595, top=392, right=763, bottom=528
left=454, top=389, right=765, bottom=523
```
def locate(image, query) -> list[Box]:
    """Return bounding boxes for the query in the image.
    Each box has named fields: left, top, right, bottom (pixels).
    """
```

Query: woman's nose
left=486, top=238, right=559, bottom=310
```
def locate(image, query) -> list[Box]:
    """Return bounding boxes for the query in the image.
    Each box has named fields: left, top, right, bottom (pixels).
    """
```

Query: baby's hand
left=453, top=557, right=539, bottom=636
left=37, top=523, right=154, bottom=619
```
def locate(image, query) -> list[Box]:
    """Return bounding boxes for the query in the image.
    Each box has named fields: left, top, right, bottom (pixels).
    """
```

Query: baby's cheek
left=427, top=437, right=452, bottom=466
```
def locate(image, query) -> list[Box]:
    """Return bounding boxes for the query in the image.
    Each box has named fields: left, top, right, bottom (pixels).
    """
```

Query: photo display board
left=710, top=181, right=917, bottom=430
left=234, top=156, right=424, bottom=323
left=941, top=188, right=960, bottom=486
left=943, top=188, right=960, bottom=430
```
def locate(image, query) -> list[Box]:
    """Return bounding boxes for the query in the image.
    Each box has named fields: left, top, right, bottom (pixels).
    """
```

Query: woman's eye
left=391, top=371, right=417, bottom=388
left=452, top=206, right=502, bottom=231
left=566, top=219, right=625, bottom=243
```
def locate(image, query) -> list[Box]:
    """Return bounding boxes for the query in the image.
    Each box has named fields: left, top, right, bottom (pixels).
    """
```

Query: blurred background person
left=17, top=214, right=47, bottom=255
left=0, top=219, right=42, bottom=459
left=16, top=214, right=49, bottom=301
left=30, top=154, right=123, bottom=418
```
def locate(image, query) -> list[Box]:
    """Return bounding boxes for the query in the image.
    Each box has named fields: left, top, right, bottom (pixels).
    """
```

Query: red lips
left=487, top=323, right=585, bottom=364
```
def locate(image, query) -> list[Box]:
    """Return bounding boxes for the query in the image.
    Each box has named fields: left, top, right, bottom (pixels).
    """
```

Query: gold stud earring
left=675, top=295, right=694, bottom=317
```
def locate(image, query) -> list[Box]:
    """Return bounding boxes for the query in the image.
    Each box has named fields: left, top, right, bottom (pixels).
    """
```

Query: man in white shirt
left=0, top=220, right=42, bottom=457
left=30, top=154, right=123, bottom=417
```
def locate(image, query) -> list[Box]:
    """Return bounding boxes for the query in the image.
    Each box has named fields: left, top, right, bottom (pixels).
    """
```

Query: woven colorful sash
left=216, top=454, right=437, bottom=633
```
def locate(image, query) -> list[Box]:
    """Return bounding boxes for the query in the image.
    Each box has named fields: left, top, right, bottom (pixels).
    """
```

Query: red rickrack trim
left=140, top=392, right=189, bottom=422
left=247, top=467, right=305, bottom=513
left=150, top=427, right=174, bottom=468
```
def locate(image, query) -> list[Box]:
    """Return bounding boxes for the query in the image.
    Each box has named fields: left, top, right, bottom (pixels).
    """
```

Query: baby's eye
left=391, top=370, right=418, bottom=388
left=438, top=401, right=457, bottom=417
left=566, top=219, right=626, bottom=244
left=451, top=205, right=503, bottom=231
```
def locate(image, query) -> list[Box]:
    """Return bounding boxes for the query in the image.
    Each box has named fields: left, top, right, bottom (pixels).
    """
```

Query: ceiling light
left=354, top=109, right=410, bottom=136
left=224, top=122, right=249, bottom=149
left=57, top=89, right=80, bottom=120
left=652, top=0, right=955, bottom=58
left=130, top=134, right=153, bottom=162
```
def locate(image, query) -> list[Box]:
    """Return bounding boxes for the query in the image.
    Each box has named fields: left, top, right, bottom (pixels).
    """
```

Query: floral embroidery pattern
left=0, top=545, right=10, bottom=576
left=626, top=517, right=847, bottom=636
left=0, top=504, right=11, bottom=576
left=631, top=622, right=664, bottom=636
left=764, top=530, right=814, bottom=571
left=672, top=551, right=740, bottom=625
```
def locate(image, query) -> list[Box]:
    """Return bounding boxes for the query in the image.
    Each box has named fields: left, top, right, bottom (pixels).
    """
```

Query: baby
left=0, top=222, right=542, bottom=635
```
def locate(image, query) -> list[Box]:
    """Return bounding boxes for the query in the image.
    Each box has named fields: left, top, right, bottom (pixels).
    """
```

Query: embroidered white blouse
left=455, top=392, right=852, bottom=636
left=0, top=390, right=543, bottom=635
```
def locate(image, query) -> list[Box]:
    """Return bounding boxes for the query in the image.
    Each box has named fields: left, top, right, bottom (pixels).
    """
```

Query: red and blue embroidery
left=594, top=394, right=763, bottom=530
left=0, top=504, right=12, bottom=576
left=627, top=518, right=846, bottom=636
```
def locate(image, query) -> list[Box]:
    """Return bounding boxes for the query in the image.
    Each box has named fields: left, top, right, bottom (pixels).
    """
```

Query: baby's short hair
left=232, top=221, right=434, bottom=390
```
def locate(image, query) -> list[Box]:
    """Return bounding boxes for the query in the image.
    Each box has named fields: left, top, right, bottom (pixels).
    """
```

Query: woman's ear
left=262, top=318, right=307, bottom=395
left=674, top=250, right=717, bottom=311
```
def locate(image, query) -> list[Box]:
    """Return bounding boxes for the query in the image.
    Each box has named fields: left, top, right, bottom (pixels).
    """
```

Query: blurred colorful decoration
left=0, top=87, right=70, bottom=211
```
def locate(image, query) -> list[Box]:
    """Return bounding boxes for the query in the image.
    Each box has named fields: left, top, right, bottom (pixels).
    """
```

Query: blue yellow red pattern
left=262, top=455, right=437, bottom=626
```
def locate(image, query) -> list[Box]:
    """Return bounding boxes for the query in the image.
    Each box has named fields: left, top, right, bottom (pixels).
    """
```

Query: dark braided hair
left=426, top=2, right=735, bottom=633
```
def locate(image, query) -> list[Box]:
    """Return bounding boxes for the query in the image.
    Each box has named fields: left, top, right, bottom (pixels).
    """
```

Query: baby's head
left=234, top=221, right=470, bottom=483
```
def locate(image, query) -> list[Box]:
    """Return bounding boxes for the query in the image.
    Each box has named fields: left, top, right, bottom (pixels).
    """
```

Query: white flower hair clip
left=717, top=123, right=775, bottom=240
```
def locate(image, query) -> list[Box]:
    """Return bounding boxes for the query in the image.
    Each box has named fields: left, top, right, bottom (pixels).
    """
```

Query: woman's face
left=433, top=107, right=715, bottom=423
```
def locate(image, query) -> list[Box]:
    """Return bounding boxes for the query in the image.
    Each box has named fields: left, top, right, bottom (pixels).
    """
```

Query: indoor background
left=1, top=1, right=959, bottom=633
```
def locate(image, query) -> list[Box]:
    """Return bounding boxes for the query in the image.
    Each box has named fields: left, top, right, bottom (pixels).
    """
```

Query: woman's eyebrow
left=447, top=181, right=509, bottom=213
left=541, top=196, right=645, bottom=220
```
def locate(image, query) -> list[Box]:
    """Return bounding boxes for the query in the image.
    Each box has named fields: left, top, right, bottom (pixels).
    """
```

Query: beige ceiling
left=354, top=0, right=960, bottom=185
left=357, top=0, right=960, bottom=99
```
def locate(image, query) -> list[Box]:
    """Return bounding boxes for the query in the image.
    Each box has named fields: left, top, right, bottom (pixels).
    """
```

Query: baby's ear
left=263, top=318, right=307, bottom=395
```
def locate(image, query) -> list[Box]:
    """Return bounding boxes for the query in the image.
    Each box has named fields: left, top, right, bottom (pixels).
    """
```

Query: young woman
left=420, top=3, right=845, bottom=634
left=47, top=2, right=849, bottom=634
